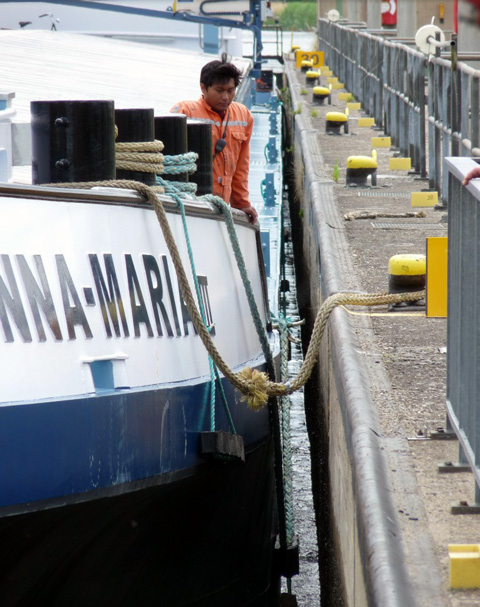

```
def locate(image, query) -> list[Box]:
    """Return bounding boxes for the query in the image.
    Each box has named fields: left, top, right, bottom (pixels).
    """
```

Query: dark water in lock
left=280, top=197, right=321, bottom=606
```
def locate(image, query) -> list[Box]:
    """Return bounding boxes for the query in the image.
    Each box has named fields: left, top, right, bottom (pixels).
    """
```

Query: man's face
left=201, top=78, right=236, bottom=112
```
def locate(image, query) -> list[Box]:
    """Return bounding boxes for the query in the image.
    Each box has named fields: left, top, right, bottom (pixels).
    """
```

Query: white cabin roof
left=0, top=30, right=252, bottom=121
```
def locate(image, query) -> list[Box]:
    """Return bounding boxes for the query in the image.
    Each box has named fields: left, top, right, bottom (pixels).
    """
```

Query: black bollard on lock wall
left=155, top=114, right=188, bottom=183
left=115, top=108, right=155, bottom=185
left=31, top=100, right=115, bottom=184
left=186, top=121, right=213, bottom=196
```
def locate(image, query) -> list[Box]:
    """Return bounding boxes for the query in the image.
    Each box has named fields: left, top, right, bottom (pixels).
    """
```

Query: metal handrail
left=318, top=18, right=480, bottom=203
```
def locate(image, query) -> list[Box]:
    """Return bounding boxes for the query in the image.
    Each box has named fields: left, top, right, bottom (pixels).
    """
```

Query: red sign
left=381, top=0, right=397, bottom=26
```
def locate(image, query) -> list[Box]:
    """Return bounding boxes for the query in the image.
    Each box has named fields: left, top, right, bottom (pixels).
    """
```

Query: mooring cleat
left=312, top=86, right=331, bottom=105
left=325, top=111, right=348, bottom=135
left=346, top=155, right=378, bottom=186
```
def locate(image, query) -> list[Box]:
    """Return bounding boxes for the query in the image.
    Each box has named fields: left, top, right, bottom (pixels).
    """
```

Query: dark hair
left=200, top=52, right=243, bottom=89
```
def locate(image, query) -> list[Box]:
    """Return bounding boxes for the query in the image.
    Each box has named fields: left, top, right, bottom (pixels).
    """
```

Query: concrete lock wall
left=286, top=62, right=417, bottom=607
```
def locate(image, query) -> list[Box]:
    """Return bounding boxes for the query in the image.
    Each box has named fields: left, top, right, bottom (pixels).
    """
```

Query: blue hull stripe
left=0, top=368, right=270, bottom=509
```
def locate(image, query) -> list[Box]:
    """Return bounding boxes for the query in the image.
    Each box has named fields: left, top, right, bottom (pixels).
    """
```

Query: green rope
left=273, top=313, right=296, bottom=548
left=199, top=194, right=274, bottom=372
left=162, top=152, right=198, bottom=175
left=156, top=175, right=197, bottom=195
left=166, top=183, right=236, bottom=434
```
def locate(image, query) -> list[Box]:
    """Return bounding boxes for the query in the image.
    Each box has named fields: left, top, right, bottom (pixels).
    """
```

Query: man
left=171, top=53, right=258, bottom=224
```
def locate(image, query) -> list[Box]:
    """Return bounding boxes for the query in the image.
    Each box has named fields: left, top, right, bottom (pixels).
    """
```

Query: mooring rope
left=41, top=179, right=425, bottom=411
left=162, top=152, right=198, bottom=176
left=115, top=140, right=165, bottom=174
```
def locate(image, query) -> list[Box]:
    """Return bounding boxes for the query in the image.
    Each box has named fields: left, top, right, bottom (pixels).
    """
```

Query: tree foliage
left=277, top=3, right=316, bottom=30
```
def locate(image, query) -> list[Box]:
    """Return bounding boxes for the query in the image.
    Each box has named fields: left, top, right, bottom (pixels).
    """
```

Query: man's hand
left=463, top=166, right=480, bottom=186
left=242, top=206, right=258, bottom=225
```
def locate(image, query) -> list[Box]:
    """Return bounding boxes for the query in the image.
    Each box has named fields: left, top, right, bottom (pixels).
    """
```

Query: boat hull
left=0, top=438, right=279, bottom=606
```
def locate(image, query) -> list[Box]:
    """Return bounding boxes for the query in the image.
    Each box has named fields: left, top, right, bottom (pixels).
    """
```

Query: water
left=279, top=197, right=321, bottom=606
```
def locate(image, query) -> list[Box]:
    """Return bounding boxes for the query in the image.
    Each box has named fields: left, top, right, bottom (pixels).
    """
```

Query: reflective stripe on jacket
left=170, top=97, right=253, bottom=210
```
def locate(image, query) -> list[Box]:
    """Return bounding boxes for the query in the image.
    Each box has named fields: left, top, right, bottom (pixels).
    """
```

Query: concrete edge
left=285, top=61, right=418, bottom=607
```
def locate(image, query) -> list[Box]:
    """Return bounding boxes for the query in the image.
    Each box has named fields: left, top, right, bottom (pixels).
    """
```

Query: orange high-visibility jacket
left=170, top=97, right=253, bottom=210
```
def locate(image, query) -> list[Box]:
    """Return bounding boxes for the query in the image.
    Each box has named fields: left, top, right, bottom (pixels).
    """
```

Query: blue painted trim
left=0, top=364, right=270, bottom=509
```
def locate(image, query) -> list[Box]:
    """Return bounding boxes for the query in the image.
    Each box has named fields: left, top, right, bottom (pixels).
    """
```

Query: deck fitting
left=438, top=462, right=472, bottom=473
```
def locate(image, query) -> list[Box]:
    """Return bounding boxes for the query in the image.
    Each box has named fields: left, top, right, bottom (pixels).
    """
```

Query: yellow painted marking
left=327, top=76, right=338, bottom=84
left=332, top=82, right=345, bottom=90
left=346, top=102, right=361, bottom=111
left=449, top=544, right=480, bottom=589
left=358, top=117, right=375, bottom=127
left=323, top=70, right=333, bottom=77
left=411, top=191, right=438, bottom=207
left=338, top=92, right=351, bottom=101
left=295, top=51, right=324, bottom=68
left=371, top=149, right=377, bottom=161
left=371, top=136, right=391, bottom=148
left=320, top=65, right=330, bottom=73
left=389, top=157, right=412, bottom=170
left=426, top=237, right=448, bottom=318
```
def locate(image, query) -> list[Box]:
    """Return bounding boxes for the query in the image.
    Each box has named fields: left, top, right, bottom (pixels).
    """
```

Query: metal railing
left=318, top=19, right=480, bottom=202
left=445, top=157, right=480, bottom=503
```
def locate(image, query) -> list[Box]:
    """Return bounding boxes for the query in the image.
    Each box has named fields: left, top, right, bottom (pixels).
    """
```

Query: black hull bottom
left=0, top=440, right=279, bottom=606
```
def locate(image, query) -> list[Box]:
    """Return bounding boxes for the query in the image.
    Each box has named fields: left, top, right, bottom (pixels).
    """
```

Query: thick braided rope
left=38, top=180, right=426, bottom=410
left=163, top=152, right=198, bottom=175
left=115, top=140, right=165, bottom=174
left=156, top=175, right=197, bottom=195
left=287, top=290, right=425, bottom=394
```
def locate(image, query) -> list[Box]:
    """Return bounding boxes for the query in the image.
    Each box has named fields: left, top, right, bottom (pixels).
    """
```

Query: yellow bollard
left=346, top=155, right=378, bottom=186
left=325, top=111, right=349, bottom=135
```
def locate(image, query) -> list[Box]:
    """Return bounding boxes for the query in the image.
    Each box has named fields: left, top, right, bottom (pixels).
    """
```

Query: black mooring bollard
left=155, top=114, right=188, bottom=183
left=115, top=108, right=155, bottom=185
left=31, top=100, right=115, bottom=184
left=187, top=121, right=213, bottom=196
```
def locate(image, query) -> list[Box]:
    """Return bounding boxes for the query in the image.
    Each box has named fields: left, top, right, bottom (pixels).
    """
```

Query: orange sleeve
left=230, top=111, right=253, bottom=210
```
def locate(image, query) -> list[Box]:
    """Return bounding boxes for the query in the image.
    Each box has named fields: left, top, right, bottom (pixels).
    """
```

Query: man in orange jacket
left=171, top=53, right=258, bottom=225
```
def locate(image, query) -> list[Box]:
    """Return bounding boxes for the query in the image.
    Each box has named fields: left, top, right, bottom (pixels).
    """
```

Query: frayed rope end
left=237, top=367, right=270, bottom=411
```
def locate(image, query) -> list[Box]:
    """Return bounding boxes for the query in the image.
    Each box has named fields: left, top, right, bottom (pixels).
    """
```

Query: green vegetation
left=300, top=88, right=308, bottom=96
left=333, top=160, right=340, bottom=183
left=293, top=104, right=302, bottom=115
left=310, top=109, right=318, bottom=118
left=277, top=3, right=316, bottom=31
